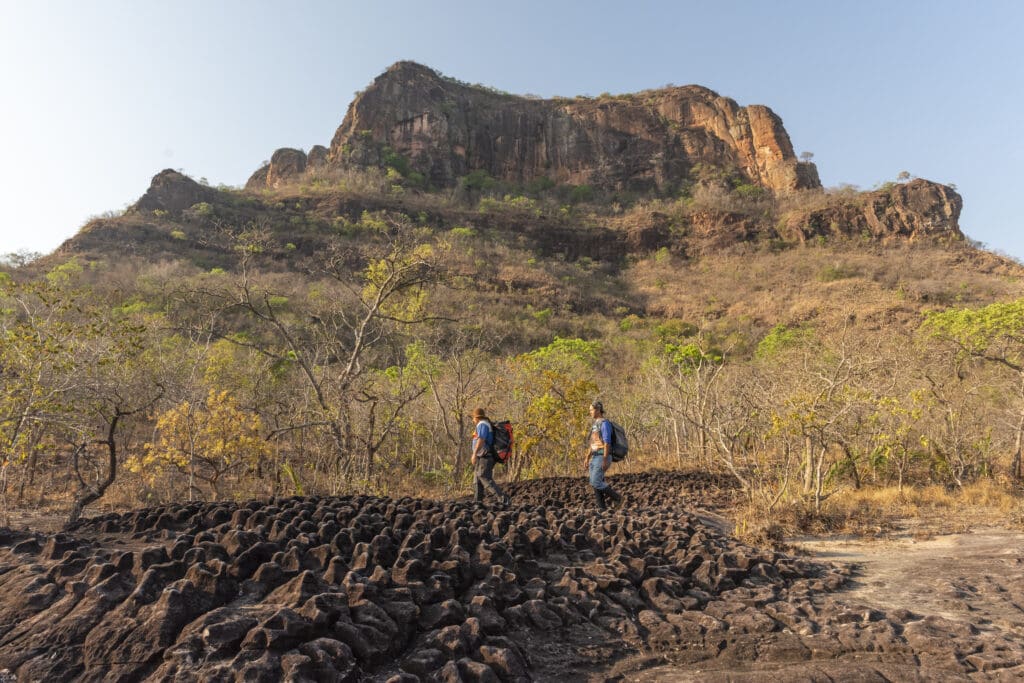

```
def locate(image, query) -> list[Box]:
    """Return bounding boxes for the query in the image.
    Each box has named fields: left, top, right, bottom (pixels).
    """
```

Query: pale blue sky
left=2, top=1, right=1022, bottom=259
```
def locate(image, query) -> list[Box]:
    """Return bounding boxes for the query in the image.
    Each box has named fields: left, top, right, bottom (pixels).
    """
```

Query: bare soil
left=796, top=528, right=1024, bottom=639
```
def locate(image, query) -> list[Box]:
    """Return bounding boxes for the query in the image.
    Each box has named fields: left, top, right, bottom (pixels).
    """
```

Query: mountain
left=9, top=61, right=1024, bottom=539
left=38, top=61, right=1019, bottom=342
left=247, top=61, right=820, bottom=195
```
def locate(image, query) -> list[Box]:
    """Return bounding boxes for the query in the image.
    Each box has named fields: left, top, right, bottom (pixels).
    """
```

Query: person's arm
left=584, top=424, right=593, bottom=470
left=601, top=420, right=614, bottom=471
left=471, top=423, right=482, bottom=464
left=472, top=421, right=489, bottom=463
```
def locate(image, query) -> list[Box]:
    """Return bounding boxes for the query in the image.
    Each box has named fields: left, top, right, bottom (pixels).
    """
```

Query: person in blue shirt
left=583, top=400, right=622, bottom=510
left=471, top=407, right=510, bottom=505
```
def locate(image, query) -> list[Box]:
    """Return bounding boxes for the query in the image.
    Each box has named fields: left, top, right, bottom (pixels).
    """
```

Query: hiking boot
left=605, top=488, right=622, bottom=508
left=594, top=489, right=607, bottom=510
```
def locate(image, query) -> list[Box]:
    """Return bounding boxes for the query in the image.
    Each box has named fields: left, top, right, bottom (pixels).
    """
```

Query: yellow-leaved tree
left=135, top=390, right=269, bottom=500
left=508, top=337, right=599, bottom=479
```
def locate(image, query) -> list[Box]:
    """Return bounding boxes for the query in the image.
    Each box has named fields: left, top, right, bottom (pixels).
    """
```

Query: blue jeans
left=589, top=451, right=610, bottom=490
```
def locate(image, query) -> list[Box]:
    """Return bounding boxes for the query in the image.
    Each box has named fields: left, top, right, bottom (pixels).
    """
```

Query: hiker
left=584, top=400, right=622, bottom=510
left=471, top=407, right=510, bottom=505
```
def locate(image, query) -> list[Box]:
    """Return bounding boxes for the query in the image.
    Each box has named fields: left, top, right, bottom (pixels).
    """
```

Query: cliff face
left=248, top=62, right=820, bottom=195
left=238, top=62, right=964, bottom=247
left=782, top=179, right=963, bottom=244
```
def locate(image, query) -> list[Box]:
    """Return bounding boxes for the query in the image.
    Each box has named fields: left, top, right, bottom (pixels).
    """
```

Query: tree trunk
left=803, top=435, right=814, bottom=494
left=671, top=417, right=682, bottom=463
left=67, top=410, right=123, bottom=527
left=813, top=444, right=827, bottom=514
left=1013, top=405, right=1024, bottom=481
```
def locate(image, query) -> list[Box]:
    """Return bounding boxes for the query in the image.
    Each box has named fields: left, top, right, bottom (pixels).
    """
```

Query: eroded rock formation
left=247, top=61, right=820, bottom=196
left=133, top=169, right=218, bottom=214
left=781, top=179, right=963, bottom=244
left=0, top=471, right=1020, bottom=681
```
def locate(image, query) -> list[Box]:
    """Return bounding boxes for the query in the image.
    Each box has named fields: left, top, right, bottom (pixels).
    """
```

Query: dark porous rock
left=11, top=538, right=41, bottom=555
left=401, top=647, right=446, bottom=676
left=430, top=660, right=463, bottom=683
left=419, top=598, right=466, bottom=630
left=478, top=644, right=529, bottom=681
left=1, top=472, right=1020, bottom=680
left=289, top=637, right=360, bottom=681
left=265, top=570, right=331, bottom=608
left=387, top=675, right=422, bottom=683
left=455, top=657, right=501, bottom=683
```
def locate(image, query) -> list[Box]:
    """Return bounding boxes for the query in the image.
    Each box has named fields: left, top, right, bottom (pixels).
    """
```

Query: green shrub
left=756, top=323, right=812, bottom=359
left=382, top=147, right=411, bottom=176
left=190, top=202, right=214, bottom=217
left=818, top=262, right=858, bottom=282
left=654, top=319, right=698, bottom=342
left=461, top=170, right=497, bottom=193
left=449, top=226, right=477, bottom=239
left=526, top=175, right=555, bottom=195
left=532, top=308, right=553, bottom=323
left=732, top=182, right=766, bottom=200
left=569, top=184, right=594, bottom=204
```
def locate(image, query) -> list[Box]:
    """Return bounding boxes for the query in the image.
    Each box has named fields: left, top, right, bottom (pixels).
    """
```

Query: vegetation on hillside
left=2, top=165, right=1023, bottom=531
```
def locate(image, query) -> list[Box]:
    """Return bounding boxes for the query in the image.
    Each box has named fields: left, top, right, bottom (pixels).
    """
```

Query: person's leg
left=589, top=453, right=610, bottom=509
left=474, top=459, right=486, bottom=502
left=589, top=453, right=608, bottom=489
left=478, top=456, right=507, bottom=501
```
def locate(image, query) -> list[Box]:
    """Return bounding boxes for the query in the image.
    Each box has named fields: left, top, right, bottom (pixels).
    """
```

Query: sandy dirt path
left=793, top=528, right=1024, bottom=638
left=625, top=526, right=1024, bottom=681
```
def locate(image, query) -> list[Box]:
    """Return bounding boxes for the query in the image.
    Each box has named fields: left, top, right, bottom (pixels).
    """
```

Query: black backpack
left=607, top=420, right=629, bottom=461
left=489, top=420, right=514, bottom=464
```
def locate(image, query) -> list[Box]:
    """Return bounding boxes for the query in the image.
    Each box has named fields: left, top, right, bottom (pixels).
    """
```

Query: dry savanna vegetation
left=3, top=163, right=1024, bottom=535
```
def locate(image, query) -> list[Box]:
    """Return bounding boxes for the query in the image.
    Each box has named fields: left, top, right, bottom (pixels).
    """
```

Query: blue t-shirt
left=590, top=418, right=613, bottom=452
left=473, top=420, right=493, bottom=455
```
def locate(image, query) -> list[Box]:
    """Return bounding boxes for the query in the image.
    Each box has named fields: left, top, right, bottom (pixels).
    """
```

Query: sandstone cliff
left=230, top=62, right=965, bottom=249
left=247, top=61, right=820, bottom=195
left=781, top=179, right=963, bottom=244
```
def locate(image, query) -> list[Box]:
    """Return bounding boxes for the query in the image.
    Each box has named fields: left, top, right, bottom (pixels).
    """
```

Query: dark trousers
left=474, top=455, right=506, bottom=501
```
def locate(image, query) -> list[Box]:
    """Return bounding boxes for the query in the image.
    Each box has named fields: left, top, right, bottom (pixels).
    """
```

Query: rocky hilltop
left=247, top=61, right=821, bottom=195
left=44, top=61, right=973, bottom=286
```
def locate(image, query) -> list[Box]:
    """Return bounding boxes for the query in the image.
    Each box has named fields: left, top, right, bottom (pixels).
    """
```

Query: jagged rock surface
left=1, top=471, right=1020, bottom=681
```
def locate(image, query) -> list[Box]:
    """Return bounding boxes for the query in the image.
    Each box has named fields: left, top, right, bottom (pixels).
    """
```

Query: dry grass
left=733, top=480, right=1024, bottom=546
left=626, top=241, right=1024, bottom=341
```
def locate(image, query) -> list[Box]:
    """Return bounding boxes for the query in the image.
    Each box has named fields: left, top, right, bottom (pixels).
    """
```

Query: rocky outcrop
left=248, top=61, right=820, bottom=196
left=246, top=148, right=309, bottom=190
left=307, top=145, right=329, bottom=169
left=781, top=179, right=963, bottom=243
left=245, top=146, right=330, bottom=191
left=132, top=169, right=218, bottom=214
left=2, top=471, right=1020, bottom=681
